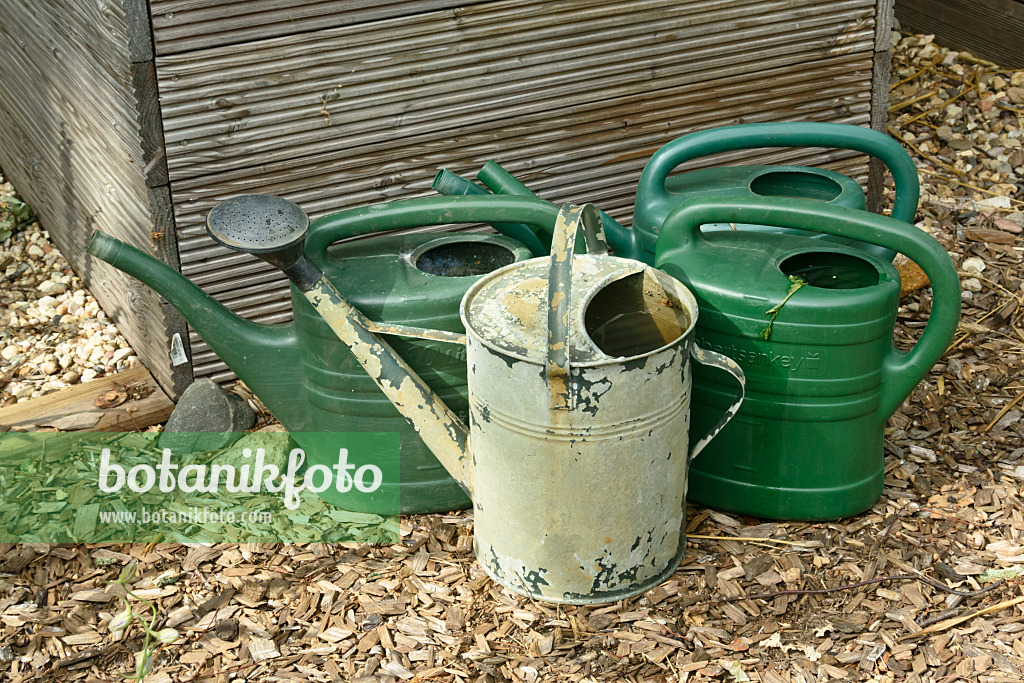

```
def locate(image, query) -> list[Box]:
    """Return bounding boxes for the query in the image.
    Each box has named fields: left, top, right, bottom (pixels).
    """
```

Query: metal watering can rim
left=460, top=204, right=700, bottom=381
left=460, top=254, right=701, bottom=369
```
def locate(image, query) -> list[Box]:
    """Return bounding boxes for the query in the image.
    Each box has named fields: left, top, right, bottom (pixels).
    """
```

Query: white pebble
left=961, top=257, right=986, bottom=275
left=81, top=369, right=98, bottom=382
left=962, top=277, right=983, bottom=292
left=37, top=281, right=67, bottom=295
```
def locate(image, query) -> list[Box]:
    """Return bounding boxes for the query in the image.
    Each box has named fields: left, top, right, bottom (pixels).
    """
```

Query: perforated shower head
left=206, top=194, right=308, bottom=253
left=205, top=194, right=321, bottom=290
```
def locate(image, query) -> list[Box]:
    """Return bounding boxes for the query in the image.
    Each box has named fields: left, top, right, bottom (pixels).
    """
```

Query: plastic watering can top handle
left=657, top=197, right=960, bottom=419
left=304, top=195, right=555, bottom=258
left=546, top=204, right=609, bottom=409
left=637, top=123, right=920, bottom=223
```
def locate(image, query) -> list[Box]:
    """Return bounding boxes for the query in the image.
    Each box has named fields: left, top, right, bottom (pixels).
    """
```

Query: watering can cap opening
left=748, top=169, right=847, bottom=202
left=779, top=250, right=881, bottom=290
left=410, top=236, right=518, bottom=278
left=461, top=255, right=697, bottom=366
left=206, top=194, right=309, bottom=254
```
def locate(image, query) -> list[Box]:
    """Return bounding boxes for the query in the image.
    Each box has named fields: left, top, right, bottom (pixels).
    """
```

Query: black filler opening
left=584, top=272, right=689, bottom=358
left=415, top=241, right=516, bottom=277
left=780, top=251, right=879, bottom=289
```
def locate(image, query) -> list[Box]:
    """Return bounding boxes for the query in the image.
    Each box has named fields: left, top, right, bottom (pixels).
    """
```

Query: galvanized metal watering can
left=86, top=196, right=554, bottom=514
left=655, top=197, right=960, bottom=521
left=189, top=197, right=745, bottom=603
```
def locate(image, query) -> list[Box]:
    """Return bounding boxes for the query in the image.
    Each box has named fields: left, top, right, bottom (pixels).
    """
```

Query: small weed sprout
left=760, top=275, right=807, bottom=340
left=107, top=562, right=180, bottom=681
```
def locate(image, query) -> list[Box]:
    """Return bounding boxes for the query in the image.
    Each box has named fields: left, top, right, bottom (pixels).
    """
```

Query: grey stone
left=159, top=379, right=255, bottom=453
left=210, top=424, right=293, bottom=473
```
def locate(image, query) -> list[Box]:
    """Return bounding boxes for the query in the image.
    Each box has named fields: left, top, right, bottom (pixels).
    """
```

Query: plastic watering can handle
left=305, top=195, right=552, bottom=258
left=547, top=204, right=609, bottom=409
left=657, top=197, right=960, bottom=419
left=637, top=123, right=920, bottom=224
left=303, top=195, right=562, bottom=345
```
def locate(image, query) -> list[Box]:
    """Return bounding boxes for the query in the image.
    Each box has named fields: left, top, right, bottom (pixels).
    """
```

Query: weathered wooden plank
left=0, top=0, right=180, bottom=396
left=868, top=0, right=894, bottom=212
left=154, top=0, right=868, bottom=99
left=130, top=60, right=170, bottom=188
left=147, top=185, right=195, bottom=397
left=874, top=0, right=894, bottom=51
left=155, top=0, right=877, bottom=179
left=149, top=0, right=490, bottom=55
left=895, top=0, right=1024, bottom=69
left=0, top=366, right=173, bottom=432
left=122, top=0, right=155, bottom=62
left=169, top=53, right=874, bottom=231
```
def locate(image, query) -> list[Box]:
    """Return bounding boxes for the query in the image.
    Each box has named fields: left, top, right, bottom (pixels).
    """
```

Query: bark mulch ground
left=1, top=33, right=1023, bottom=683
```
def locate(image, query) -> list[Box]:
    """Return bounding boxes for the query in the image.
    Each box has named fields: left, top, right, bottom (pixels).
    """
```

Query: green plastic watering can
left=655, top=196, right=960, bottom=520
left=86, top=195, right=560, bottom=514
left=434, top=123, right=920, bottom=263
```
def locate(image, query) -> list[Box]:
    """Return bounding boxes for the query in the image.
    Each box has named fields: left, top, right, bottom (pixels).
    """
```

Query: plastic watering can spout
left=432, top=162, right=641, bottom=259
left=430, top=170, right=546, bottom=256
left=85, top=231, right=305, bottom=423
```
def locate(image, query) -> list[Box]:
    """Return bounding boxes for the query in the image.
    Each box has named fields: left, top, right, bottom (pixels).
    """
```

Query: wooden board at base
left=0, top=366, right=173, bottom=432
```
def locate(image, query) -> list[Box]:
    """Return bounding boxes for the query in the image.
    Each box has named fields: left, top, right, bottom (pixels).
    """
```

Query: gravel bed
left=0, top=172, right=137, bottom=406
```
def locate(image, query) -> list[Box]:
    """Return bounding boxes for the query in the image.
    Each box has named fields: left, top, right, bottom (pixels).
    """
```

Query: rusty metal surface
left=205, top=194, right=308, bottom=252
left=687, top=345, right=745, bottom=466
left=303, top=277, right=472, bottom=487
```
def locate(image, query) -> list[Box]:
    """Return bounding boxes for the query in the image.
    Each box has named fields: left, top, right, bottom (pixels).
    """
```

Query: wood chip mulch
left=1, top=33, right=1023, bottom=683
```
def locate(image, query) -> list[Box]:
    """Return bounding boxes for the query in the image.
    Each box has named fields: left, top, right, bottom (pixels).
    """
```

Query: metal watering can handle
left=657, top=197, right=961, bottom=419
left=547, top=204, right=609, bottom=409
left=636, top=122, right=920, bottom=224
left=688, top=346, right=745, bottom=466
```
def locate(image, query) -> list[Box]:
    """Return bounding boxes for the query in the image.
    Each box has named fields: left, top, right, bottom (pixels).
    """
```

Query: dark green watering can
left=633, top=122, right=920, bottom=262
left=655, top=197, right=959, bottom=520
left=435, top=123, right=919, bottom=263
left=86, top=196, right=563, bottom=514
